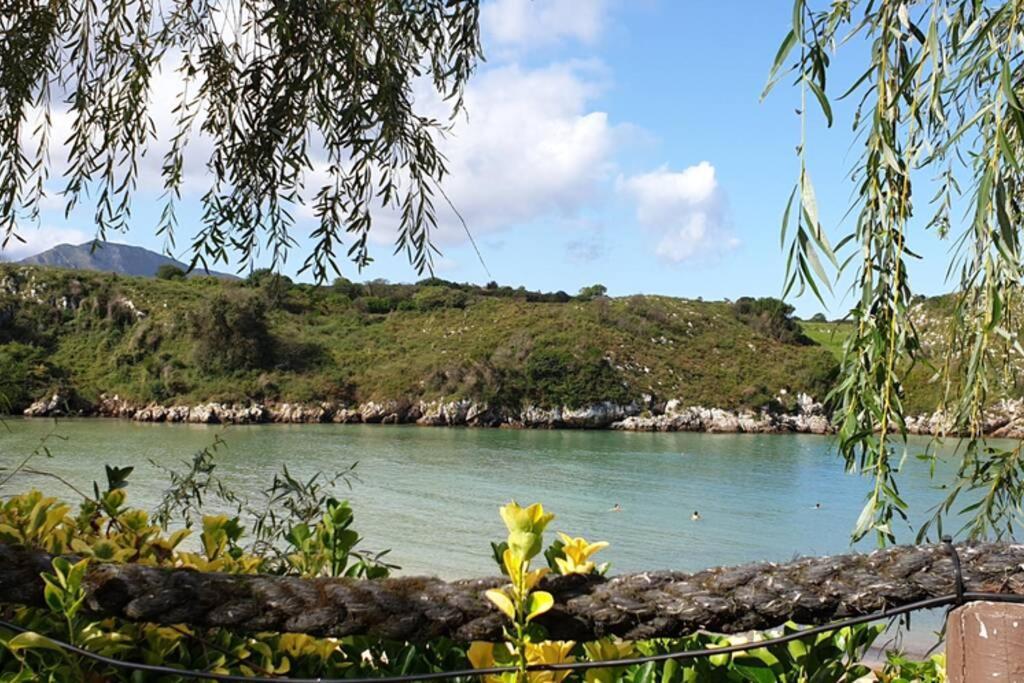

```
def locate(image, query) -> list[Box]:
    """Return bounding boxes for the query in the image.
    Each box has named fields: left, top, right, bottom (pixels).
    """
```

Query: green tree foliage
left=155, top=265, right=186, bottom=281
left=0, top=342, right=53, bottom=411
left=246, top=268, right=293, bottom=309
left=412, top=285, right=469, bottom=311
left=0, top=0, right=482, bottom=280
left=577, top=284, right=608, bottom=301
left=732, top=297, right=808, bottom=344
left=522, top=348, right=631, bottom=408
left=189, top=292, right=274, bottom=373
left=810, top=313, right=827, bottom=323
left=768, top=0, right=1024, bottom=542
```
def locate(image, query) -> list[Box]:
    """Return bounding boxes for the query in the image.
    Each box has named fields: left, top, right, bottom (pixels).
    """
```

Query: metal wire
left=4, top=591, right=1024, bottom=682
left=943, top=535, right=965, bottom=606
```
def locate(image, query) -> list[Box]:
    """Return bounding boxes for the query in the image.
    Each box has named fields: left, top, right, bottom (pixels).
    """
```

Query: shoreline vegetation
left=2, top=262, right=1016, bottom=437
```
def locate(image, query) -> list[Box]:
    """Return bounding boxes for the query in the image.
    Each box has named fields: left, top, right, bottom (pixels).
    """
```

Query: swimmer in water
left=691, top=510, right=701, bottom=521
left=609, top=503, right=622, bottom=512
left=814, top=502, right=822, bottom=510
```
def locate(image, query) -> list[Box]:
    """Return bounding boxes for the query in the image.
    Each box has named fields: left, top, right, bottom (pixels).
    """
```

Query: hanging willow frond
left=770, top=0, right=1024, bottom=543
left=0, top=0, right=482, bottom=280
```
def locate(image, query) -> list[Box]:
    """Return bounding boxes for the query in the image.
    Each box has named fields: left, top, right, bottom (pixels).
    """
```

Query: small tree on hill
left=155, top=265, right=186, bottom=281
left=189, top=293, right=274, bottom=373
left=577, top=284, right=608, bottom=301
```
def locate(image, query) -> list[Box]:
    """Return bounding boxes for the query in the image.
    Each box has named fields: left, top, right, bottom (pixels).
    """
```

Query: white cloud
left=22, top=47, right=624, bottom=269
left=482, top=0, right=608, bottom=49
left=20, top=52, right=213, bottom=199
left=0, top=226, right=90, bottom=260
left=618, top=162, right=740, bottom=263
left=436, top=62, right=615, bottom=240
left=347, top=61, right=619, bottom=250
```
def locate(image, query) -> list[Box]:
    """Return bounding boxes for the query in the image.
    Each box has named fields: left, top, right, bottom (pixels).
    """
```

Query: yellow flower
left=526, top=640, right=576, bottom=683
left=554, top=533, right=609, bottom=575
left=500, top=501, right=554, bottom=561
left=582, top=638, right=634, bottom=683
left=278, top=633, right=340, bottom=660
left=500, top=502, right=555, bottom=535
left=468, top=641, right=496, bottom=669
left=502, top=548, right=550, bottom=587
left=467, top=642, right=506, bottom=683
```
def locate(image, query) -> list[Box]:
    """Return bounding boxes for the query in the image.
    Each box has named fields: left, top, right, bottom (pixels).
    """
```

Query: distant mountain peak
left=18, top=241, right=237, bottom=280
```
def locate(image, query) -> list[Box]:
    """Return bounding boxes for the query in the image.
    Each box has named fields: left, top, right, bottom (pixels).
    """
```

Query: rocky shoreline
left=19, top=392, right=1024, bottom=437
left=20, top=391, right=827, bottom=434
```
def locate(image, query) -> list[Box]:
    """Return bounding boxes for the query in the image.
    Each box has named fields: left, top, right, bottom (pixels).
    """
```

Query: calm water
left=1, top=418, right=973, bottom=578
left=7, top=418, right=994, bottom=651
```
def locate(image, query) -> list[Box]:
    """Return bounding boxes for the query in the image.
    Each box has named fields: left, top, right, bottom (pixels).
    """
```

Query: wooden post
left=947, top=602, right=1024, bottom=682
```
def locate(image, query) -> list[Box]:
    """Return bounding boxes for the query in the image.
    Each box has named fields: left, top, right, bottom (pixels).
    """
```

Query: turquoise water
left=1, top=418, right=968, bottom=579
left=5, top=418, right=990, bottom=651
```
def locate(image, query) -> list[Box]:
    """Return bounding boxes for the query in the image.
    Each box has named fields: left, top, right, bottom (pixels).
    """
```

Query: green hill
left=0, top=265, right=840, bottom=416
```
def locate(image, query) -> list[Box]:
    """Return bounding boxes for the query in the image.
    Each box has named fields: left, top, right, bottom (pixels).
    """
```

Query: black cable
left=5, top=592, right=1024, bottom=682
left=942, top=535, right=965, bottom=606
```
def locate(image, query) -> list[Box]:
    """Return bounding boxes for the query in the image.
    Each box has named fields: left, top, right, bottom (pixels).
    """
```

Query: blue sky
left=4, top=1, right=960, bottom=317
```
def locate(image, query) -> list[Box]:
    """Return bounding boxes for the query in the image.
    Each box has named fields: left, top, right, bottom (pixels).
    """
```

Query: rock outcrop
left=905, top=398, right=1024, bottom=439
left=23, top=393, right=69, bottom=418
left=610, top=394, right=831, bottom=434
left=21, top=391, right=1024, bottom=437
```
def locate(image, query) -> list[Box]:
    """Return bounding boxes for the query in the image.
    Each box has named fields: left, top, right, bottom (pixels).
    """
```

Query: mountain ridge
left=18, top=241, right=238, bottom=280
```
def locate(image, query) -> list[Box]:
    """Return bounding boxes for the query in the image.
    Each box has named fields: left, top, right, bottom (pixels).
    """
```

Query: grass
left=0, top=265, right=843, bottom=414
left=799, top=321, right=853, bottom=360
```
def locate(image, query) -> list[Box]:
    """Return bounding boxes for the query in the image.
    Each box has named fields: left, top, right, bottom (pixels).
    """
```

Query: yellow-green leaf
left=6, top=631, right=66, bottom=655
left=485, top=588, right=516, bottom=620
left=526, top=591, right=554, bottom=622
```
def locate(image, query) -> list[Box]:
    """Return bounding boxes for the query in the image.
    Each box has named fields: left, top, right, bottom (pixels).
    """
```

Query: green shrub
left=155, top=264, right=186, bottom=280
left=246, top=268, right=293, bottom=308
left=332, top=277, right=363, bottom=299
left=412, top=286, right=468, bottom=310
left=577, top=284, right=607, bottom=301
left=0, top=343, right=54, bottom=410
left=356, top=296, right=396, bottom=314
left=189, top=292, right=274, bottom=372
left=524, top=348, right=630, bottom=408
left=733, top=296, right=809, bottom=344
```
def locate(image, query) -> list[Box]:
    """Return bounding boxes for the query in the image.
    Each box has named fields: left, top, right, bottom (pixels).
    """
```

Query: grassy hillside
left=0, top=265, right=840, bottom=414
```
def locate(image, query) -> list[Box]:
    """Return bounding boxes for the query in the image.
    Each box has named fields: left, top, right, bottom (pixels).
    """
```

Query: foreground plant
left=485, top=501, right=558, bottom=682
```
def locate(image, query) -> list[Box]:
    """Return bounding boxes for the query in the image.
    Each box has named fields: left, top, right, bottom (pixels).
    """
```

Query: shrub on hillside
left=189, top=292, right=274, bottom=372
left=106, top=298, right=139, bottom=329
left=412, top=286, right=468, bottom=310
left=733, top=296, right=809, bottom=344
left=0, top=296, right=61, bottom=347
left=332, top=277, right=363, bottom=299
left=524, top=348, right=630, bottom=408
left=246, top=268, right=293, bottom=308
left=577, top=284, right=608, bottom=301
left=155, top=264, right=186, bottom=280
left=355, top=296, right=398, bottom=314
left=0, top=342, right=55, bottom=411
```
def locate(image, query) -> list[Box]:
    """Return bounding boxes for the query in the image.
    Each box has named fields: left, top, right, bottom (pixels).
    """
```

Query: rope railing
left=4, top=593, right=1021, bottom=681
left=2, top=539, right=1022, bottom=680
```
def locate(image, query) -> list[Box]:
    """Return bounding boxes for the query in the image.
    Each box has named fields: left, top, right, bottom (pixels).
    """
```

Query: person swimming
left=691, top=510, right=701, bottom=521
left=814, top=502, right=822, bottom=510
left=610, top=503, right=622, bottom=512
